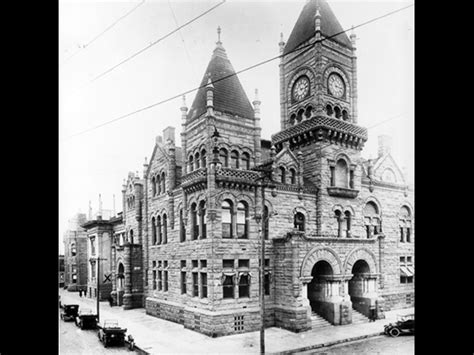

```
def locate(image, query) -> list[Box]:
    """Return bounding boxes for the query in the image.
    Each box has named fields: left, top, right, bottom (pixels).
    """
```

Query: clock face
left=292, top=76, right=310, bottom=101
left=328, top=73, right=345, bottom=98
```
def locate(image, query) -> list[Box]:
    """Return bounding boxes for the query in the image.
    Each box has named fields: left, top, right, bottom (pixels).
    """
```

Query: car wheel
left=389, top=327, right=401, bottom=337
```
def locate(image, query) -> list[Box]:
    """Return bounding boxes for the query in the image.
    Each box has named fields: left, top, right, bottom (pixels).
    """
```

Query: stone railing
left=216, top=168, right=260, bottom=184
left=180, top=168, right=207, bottom=187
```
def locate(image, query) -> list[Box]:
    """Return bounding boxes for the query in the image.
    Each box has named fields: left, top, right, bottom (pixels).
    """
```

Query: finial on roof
left=217, top=26, right=222, bottom=45
left=254, top=88, right=259, bottom=102
left=181, top=95, right=186, bottom=107
left=206, top=74, right=214, bottom=89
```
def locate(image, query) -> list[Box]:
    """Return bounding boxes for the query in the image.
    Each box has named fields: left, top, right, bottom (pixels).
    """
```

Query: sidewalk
left=59, top=289, right=414, bottom=354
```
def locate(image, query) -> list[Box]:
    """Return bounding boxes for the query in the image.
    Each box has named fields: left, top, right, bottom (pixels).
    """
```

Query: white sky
left=59, top=0, right=414, bottom=254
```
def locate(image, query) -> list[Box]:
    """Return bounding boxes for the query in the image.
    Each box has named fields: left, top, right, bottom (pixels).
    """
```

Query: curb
left=274, top=331, right=384, bottom=354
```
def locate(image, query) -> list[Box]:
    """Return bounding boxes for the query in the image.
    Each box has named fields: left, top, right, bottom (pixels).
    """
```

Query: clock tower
left=272, top=0, right=368, bottom=235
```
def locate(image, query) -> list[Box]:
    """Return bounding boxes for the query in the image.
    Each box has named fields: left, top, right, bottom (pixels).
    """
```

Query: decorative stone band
left=275, top=230, right=379, bottom=242
left=271, top=115, right=368, bottom=150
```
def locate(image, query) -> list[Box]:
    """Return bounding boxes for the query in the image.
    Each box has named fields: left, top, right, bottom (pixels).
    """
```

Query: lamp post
left=96, top=256, right=107, bottom=323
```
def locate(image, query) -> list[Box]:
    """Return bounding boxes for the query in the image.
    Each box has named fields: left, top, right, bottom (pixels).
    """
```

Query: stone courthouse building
left=86, top=0, right=414, bottom=337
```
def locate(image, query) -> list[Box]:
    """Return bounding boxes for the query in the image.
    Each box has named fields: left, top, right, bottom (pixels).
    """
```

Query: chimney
left=163, top=126, right=175, bottom=144
left=378, top=135, right=392, bottom=157
left=98, top=194, right=103, bottom=220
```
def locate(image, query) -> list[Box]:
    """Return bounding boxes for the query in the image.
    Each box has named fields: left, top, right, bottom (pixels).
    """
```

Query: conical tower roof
left=187, top=30, right=254, bottom=121
left=283, top=0, right=352, bottom=55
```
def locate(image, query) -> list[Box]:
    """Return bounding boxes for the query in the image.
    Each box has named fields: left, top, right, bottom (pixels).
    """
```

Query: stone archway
left=300, top=247, right=351, bottom=325
left=344, top=248, right=382, bottom=319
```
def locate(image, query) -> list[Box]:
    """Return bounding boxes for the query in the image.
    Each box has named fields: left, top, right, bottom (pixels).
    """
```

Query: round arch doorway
left=117, top=263, right=125, bottom=306
left=307, top=260, right=334, bottom=322
left=348, top=259, right=377, bottom=318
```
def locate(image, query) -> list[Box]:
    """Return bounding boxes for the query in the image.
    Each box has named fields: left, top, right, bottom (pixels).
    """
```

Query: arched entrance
left=348, top=259, right=378, bottom=318
left=308, top=260, right=334, bottom=312
left=117, top=263, right=125, bottom=306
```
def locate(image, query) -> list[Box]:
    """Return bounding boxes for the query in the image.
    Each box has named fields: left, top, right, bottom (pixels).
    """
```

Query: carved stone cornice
left=272, top=115, right=368, bottom=151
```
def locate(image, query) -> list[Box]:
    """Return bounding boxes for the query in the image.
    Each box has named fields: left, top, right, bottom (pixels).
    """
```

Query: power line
left=167, top=0, right=199, bottom=84
left=90, top=0, right=226, bottom=83
left=65, top=3, right=414, bottom=140
left=60, top=0, right=146, bottom=68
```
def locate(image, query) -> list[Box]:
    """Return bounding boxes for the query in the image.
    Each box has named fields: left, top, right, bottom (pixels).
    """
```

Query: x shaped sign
left=104, top=274, right=112, bottom=282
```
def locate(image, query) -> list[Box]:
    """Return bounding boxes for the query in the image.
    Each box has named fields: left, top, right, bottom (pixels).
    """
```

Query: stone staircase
left=351, top=308, right=370, bottom=324
left=310, top=312, right=333, bottom=330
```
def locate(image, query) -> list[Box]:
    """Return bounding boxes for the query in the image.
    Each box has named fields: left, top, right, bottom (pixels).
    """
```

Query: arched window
left=326, top=104, right=333, bottom=116
left=157, top=216, right=162, bottom=244
left=219, top=148, right=228, bottom=167
left=237, top=202, right=249, bottom=239
left=241, top=152, right=250, bottom=170
left=263, top=205, right=269, bottom=240
left=364, top=201, right=380, bottom=238
left=191, top=203, right=198, bottom=240
left=294, top=212, right=305, bottom=231
left=334, top=106, right=341, bottom=119
left=199, top=201, right=207, bottom=239
left=335, top=210, right=343, bottom=238
left=157, top=175, right=161, bottom=195
left=189, top=155, right=194, bottom=172
left=289, top=168, right=297, bottom=184
left=152, top=217, right=157, bottom=245
left=201, top=149, right=207, bottom=168
left=179, top=208, right=186, bottom=242
left=70, top=243, right=76, bottom=256
left=399, top=206, right=412, bottom=243
left=280, top=167, right=286, bottom=184
left=195, top=152, right=200, bottom=169
left=335, top=159, right=348, bottom=187
left=152, top=177, right=156, bottom=196
left=305, top=106, right=312, bottom=118
left=161, top=172, right=166, bottom=194
left=163, top=214, right=167, bottom=244
left=231, top=150, right=239, bottom=169
left=344, top=211, right=352, bottom=237
left=129, top=229, right=134, bottom=243
left=290, top=114, right=296, bottom=126
left=222, top=200, right=233, bottom=238
left=342, top=110, right=349, bottom=121
left=296, top=109, right=304, bottom=123
left=117, top=263, right=125, bottom=290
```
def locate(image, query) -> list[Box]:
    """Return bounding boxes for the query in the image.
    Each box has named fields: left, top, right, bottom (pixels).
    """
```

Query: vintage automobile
left=60, top=304, right=79, bottom=321
left=97, top=320, right=127, bottom=348
left=75, top=309, right=98, bottom=330
left=384, top=314, right=415, bottom=337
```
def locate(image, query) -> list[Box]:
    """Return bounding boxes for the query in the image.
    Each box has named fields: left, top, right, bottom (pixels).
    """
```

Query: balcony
left=327, top=186, right=359, bottom=198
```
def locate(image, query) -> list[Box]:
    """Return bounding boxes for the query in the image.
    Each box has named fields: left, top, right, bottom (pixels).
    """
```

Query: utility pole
left=259, top=180, right=266, bottom=355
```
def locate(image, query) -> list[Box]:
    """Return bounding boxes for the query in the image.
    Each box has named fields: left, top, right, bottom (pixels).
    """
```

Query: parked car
left=60, top=304, right=79, bottom=321
left=384, top=314, right=414, bottom=337
left=75, top=309, right=98, bottom=330
left=97, top=320, right=127, bottom=348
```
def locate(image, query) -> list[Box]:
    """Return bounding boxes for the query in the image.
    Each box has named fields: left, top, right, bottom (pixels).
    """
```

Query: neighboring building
left=59, top=255, right=65, bottom=288
left=81, top=212, right=124, bottom=301
left=63, top=213, right=88, bottom=291
left=80, top=0, right=414, bottom=337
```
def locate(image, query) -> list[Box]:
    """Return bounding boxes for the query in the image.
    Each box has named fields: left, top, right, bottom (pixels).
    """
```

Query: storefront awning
left=400, top=266, right=414, bottom=277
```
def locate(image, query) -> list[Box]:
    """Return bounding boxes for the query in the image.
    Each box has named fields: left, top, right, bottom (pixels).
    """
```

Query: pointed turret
left=187, top=27, right=254, bottom=121
left=283, top=0, right=352, bottom=55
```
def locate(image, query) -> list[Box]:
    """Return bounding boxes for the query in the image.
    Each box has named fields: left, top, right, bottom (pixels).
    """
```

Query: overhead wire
left=64, top=2, right=414, bottom=140
left=90, top=0, right=226, bottom=83
left=60, top=0, right=146, bottom=68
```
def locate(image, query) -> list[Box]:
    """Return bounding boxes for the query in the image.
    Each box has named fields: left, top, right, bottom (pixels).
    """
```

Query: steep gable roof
left=283, top=0, right=352, bottom=55
left=187, top=42, right=254, bottom=121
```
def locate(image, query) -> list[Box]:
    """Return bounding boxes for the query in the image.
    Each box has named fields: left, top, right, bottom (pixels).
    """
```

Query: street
left=59, top=313, right=137, bottom=355
left=295, top=334, right=414, bottom=355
